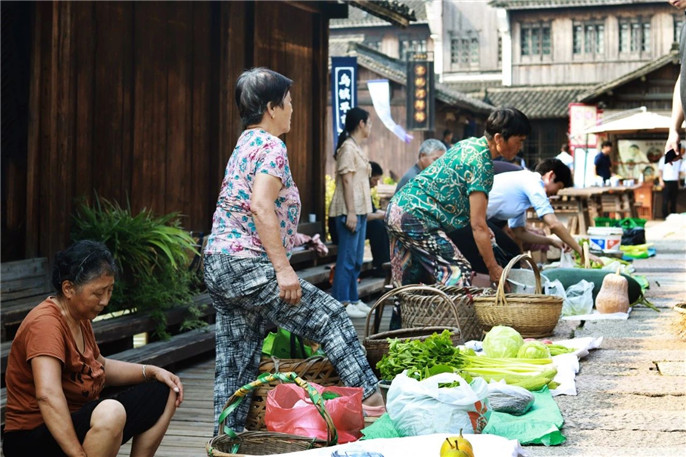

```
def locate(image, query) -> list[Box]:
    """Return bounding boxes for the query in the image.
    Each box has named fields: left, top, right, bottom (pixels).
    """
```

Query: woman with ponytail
left=328, top=107, right=374, bottom=318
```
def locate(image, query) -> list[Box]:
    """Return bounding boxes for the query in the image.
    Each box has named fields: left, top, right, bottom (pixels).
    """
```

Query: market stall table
left=555, top=185, right=641, bottom=234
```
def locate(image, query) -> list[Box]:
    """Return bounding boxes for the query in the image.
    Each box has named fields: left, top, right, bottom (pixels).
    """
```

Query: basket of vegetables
left=363, top=285, right=463, bottom=376
left=473, top=254, right=563, bottom=338
left=206, top=372, right=337, bottom=456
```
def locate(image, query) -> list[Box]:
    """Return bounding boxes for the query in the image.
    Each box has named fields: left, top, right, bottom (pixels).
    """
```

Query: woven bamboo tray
left=246, top=356, right=341, bottom=431
left=207, top=372, right=336, bottom=456
left=363, top=285, right=463, bottom=376
left=398, top=284, right=494, bottom=342
left=473, top=254, right=563, bottom=338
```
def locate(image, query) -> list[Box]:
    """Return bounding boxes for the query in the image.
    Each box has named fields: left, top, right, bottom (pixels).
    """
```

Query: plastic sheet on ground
left=482, top=386, right=565, bottom=446
left=242, top=432, right=524, bottom=457
left=560, top=308, right=632, bottom=321
left=550, top=336, right=603, bottom=396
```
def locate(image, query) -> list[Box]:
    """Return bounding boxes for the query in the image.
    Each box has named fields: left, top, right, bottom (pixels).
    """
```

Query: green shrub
left=71, top=195, right=199, bottom=339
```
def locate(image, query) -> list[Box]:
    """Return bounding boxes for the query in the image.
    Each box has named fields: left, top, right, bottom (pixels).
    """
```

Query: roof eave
left=347, top=0, right=417, bottom=28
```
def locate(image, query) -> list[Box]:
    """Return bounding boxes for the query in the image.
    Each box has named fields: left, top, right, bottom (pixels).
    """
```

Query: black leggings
left=446, top=220, right=521, bottom=274
left=2, top=382, right=170, bottom=457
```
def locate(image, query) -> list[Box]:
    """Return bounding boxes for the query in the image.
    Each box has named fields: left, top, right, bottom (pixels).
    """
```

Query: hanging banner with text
left=367, top=79, right=413, bottom=143
left=406, top=52, right=435, bottom=131
left=331, top=57, right=358, bottom=153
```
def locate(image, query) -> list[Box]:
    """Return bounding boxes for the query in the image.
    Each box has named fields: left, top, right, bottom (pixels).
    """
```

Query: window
left=520, top=23, right=551, bottom=56
left=674, top=14, right=683, bottom=44
left=450, top=34, right=479, bottom=67
left=498, top=35, right=502, bottom=64
left=619, top=17, right=650, bottom=53
left=399, top=39, right=427, bottom=60
left=573, top=21, right=604, bottom=55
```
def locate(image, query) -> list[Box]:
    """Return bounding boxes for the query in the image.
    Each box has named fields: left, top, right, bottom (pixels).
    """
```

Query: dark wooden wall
left=2, top=1, right=333, bottom=262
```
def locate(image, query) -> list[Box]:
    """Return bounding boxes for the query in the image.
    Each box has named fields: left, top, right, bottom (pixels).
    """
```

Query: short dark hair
left=370, top=161, right=383, bottom=176
left=484, top=106, right=531, bottom=140
left=535, top=158, right=573, bottom=188
left=601, top=140, right=613, bottom=149
left=561, top=143, right=569, bottom=153
left=235, top=68, right=293, bottom=127
left=443, top=129, right=452, bottom=137
left=52, top=240, right=118, bottom=294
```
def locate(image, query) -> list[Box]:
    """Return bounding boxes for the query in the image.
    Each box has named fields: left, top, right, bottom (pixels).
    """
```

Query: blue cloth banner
left=331, top=57, right=357, bottom=153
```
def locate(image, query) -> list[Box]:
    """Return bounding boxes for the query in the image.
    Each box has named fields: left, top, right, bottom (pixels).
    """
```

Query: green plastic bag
left=482, top=386, right=566, bottom=446
left=262, top=328, right=316, bottom=359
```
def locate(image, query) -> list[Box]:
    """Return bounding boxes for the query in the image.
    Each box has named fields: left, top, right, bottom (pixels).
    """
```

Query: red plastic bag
left=265, top=382, right=364, bottom=443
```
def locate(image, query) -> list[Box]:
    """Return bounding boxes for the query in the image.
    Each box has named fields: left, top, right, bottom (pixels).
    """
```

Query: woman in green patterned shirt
left=386, top=107, right=531, bottom=287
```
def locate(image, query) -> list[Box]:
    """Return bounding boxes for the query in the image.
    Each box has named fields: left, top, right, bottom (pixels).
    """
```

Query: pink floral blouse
left=205, top=129, right=301, bottom=258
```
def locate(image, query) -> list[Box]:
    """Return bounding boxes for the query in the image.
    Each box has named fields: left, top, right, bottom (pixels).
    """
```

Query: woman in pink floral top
left=204, top=68, right=384, bottom=433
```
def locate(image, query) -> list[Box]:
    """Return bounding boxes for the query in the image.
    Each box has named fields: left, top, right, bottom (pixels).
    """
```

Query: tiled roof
left=333, top=42, right=494, bottom=113
left=484, top=85, right=594, bottom=119
left=579, top=50, right=680, bottom=103
left=331, top=0, right=428, bottom=28
left=489, top=0, right=660, bottom=9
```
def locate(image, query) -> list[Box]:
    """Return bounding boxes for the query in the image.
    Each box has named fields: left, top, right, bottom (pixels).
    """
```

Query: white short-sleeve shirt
left=486, top=169, right=554, bottom=228
left=658, top=156, right=683, bottom=182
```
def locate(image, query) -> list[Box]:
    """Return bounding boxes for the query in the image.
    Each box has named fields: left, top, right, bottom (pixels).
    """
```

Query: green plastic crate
left=594, top=217, right=620, bottom=227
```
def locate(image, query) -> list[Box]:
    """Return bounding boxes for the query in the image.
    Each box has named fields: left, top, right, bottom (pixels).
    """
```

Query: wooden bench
left=1, top=258, right=53, bottom=341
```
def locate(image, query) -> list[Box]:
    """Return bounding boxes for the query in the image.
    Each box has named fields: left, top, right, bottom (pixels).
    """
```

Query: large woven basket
left=398, top=284, right=494, bottom=342
left=207, top=372, right=336, bottom=456
left=473, top=254, right=563, bottom=338
left=246, top=356, right=341, bottom=431
left=363, top=285, right=463, bottom=377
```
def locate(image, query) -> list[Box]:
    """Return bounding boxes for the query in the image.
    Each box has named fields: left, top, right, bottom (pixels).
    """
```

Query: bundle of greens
left=376, top=330, right=559, bottom=391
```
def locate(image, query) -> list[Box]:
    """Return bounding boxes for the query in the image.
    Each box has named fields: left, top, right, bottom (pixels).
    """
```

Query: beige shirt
left=329, top=138, right=372, bottom=217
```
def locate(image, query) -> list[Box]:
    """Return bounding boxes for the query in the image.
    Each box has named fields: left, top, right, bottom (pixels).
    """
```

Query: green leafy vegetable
left=517, top=341, right=551, bottom=359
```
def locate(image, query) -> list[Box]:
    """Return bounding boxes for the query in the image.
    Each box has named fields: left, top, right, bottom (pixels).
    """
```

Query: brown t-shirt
left=4, top=298, right=105, bottom=431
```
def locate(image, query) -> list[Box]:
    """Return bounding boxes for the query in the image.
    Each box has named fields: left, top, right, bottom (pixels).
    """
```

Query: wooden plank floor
left=116, top=300, right=393, bottom=457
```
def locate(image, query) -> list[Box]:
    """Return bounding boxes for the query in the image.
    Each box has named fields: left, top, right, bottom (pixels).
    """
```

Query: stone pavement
left=525, top=216, right=686, bottom=457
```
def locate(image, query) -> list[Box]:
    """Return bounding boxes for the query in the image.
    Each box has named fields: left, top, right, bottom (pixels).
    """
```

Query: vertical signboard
left=331, top=57, right=357, bottom=152
left=406, top=52, right=434, bottom=131
left=568, top=103, right=599, bottom=148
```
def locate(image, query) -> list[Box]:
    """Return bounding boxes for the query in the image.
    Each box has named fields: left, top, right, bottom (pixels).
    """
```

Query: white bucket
left=588, top=227, right=623, bottom=252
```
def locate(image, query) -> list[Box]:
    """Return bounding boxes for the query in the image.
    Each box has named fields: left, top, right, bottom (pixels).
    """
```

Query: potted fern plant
left=71, top=194, right=201, bottom=339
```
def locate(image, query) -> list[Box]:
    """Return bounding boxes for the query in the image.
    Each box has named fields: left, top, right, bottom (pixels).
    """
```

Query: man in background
left=442, top=129, right=454, bottom=149
left=665, top=1, right=686, bottom=168
left=394, top=139, right=446, bottom=193
left=594, top=140, right=613, bottom=182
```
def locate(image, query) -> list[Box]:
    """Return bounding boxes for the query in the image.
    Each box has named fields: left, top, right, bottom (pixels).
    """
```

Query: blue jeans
left=332, top=214, right=367, bottom=302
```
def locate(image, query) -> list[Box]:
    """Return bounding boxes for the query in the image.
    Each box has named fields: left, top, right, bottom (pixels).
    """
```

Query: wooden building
left=2, top=1, right=352, bottom=262
left=326, top=43, right=494, bottom=181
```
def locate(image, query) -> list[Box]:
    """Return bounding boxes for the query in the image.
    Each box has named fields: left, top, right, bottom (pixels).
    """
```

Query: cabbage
left=482, top=326, right=524, bottom=358
left=517, top=341, right=551, bottom=359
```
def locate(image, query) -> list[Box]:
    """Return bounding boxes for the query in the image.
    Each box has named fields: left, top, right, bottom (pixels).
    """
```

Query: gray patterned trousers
left=203, top=253, right=378, bottom=433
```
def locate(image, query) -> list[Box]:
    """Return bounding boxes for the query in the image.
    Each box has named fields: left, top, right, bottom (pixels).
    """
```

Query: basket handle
left=363, top=284, right=462, bottom=338
left=217, top=371, right=338, bottom=446
left=493, top=254, right=541, bottom=307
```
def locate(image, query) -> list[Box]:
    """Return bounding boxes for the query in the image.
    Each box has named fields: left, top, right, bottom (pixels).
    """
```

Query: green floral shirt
left=391, top=136, right=494, bottom=231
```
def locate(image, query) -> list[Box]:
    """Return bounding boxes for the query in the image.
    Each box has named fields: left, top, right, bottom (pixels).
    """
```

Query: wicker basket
left=398, top=284, right=494, bottom=342
left=363, top=285, right=463, bottom=376
left=473, top=254, right=563, bottom=338
left=246, top=356, right=341, bottom=431
left=206, top=372, right=336, bottom=456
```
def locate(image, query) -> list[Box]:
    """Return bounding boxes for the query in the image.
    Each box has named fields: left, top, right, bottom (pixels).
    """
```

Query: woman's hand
left=345, top=213, right=357, bottom=232
left=147, top=366, right=184, bottom=407
left=276, top=265, right=302, bottom=305
left=488, top=264, right=504, bottom=285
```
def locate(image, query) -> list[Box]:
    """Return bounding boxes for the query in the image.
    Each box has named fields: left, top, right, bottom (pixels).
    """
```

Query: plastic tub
left=506, top=268, right=544, bottom=294
left=588, top=227, right=623, bottom=252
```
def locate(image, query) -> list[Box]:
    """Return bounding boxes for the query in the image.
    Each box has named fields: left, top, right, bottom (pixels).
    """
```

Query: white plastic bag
left=386, top=372, right=490, bottom=437
left=545, top=279, right=594, bottom=317
left=563, top=279, right=594, bottom=316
